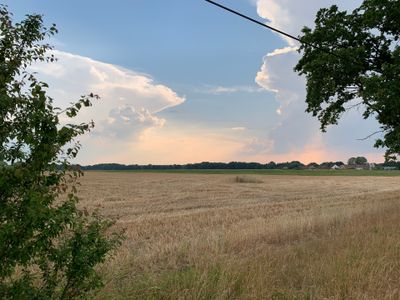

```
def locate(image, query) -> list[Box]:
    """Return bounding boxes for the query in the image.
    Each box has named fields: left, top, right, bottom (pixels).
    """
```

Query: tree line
left=80, top=159, right=400, bottom=171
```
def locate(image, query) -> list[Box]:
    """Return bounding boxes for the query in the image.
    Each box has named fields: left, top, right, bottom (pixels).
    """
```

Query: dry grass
left=75, top=172, right=400, bottom=299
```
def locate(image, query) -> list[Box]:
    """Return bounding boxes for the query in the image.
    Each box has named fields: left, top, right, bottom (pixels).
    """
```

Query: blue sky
left=8, top=1, right=280, bottom=85
left=5, top=0, right=385, bottom=164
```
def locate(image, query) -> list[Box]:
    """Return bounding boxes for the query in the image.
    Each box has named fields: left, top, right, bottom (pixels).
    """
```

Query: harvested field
left=77, top=172, right=400, bottom=299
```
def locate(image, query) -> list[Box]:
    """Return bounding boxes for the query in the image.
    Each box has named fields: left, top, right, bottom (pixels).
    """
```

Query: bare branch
left=357, top=130, right=384, bottom=141
left=345, top=101, right=363, bottom=110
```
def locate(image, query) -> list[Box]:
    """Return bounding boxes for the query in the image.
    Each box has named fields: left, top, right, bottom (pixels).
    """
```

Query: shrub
left=0, top=6, right=123, bottom=299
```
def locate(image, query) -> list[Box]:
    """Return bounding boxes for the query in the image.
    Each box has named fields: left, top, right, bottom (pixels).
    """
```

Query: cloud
left=101, top=106, right=165, bottom=139
left=267, top=46, right=298, bottom=57
left=231, top=127, right=246, bottom=131
left=240, top=137, right=274, bottom=156
left=78, top=128, right=249, bottom=165
left=253, top=0, right=384, bottom=161
left=30, top=50, right=275, bottom=164
left=27, top=0, right=384, bottom=165
left=255, top=46, right=382, bottom=159
left=30, top=50, right=185, bottom=140
left=199, top=85, right=263, bottom=95
left=256, top=47, right=305, bottom=103
left=29, top=50, right=283, bottom=164
left=256, top=0, right=361, bottom=46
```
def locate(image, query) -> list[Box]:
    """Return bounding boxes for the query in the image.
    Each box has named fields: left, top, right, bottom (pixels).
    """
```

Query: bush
left=0, top=6, right=123, bottom=299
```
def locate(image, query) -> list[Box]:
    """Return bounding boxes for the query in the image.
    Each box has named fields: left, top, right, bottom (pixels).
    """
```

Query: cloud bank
left=31, top=50, right=184, bottom=141
left=253, top=0, right=384, bottom=162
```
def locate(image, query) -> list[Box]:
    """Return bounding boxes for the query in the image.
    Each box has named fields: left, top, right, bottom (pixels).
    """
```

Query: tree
left=348, top=157, right=357, bottom=166
left=295, top=0, right=400, bottom=161
left=0, top=6, right=123, bottom=299
left=288, top=161, right=304, bottom=169
left=355, top=156, right=368, bottom=165
left=348, top=156, right=368, bottom=165
left=306, top=162, right=319, bottom=169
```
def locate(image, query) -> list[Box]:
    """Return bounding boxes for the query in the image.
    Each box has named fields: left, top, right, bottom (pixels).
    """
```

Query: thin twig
left=345, top=101, right=363, bottom=110
left=357, top=130, right=384, bottom=141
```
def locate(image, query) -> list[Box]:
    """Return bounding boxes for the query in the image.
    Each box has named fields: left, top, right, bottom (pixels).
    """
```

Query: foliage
left=307, top=162, right=320, bottom=169
left=295, top=0, right=400, bottom=161
left=287, top=161, right=304, bottom=170
left=0, top=6, right=123, bottom=299
left=348, top=158, right=357, bottom=166
left=348, top=156, right=368, bottom=165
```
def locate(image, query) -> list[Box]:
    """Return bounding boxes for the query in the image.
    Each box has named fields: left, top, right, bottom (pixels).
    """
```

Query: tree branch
left=357, top=130, right=384, bottom=141
left=345, top=101, right=363, bottom=110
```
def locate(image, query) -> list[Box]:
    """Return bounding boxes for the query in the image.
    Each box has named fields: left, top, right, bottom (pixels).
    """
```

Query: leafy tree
left=348, top=156, right=368, bottom=165
left=306, top=162, right=319, bottom=169
left=0, top=6, right=123, bottom=299
left=348, top=157, right=357, bottom=166
left=288, top=161, right=304, bottom=169
left=295, top=0, right=400, bottom=161
left=355, top=156, right=368, bottom=165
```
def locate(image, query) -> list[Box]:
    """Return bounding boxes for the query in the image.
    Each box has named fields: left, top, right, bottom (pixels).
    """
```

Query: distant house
left=331, top=164, right=341, bottom=170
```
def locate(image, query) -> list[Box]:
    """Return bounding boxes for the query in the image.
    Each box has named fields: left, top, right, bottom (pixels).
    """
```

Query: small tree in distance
left=348, top=156, right=368, bottom=165
left=355, top=156, right=368, bottom=165
left=0, top=6, right=123, bottom=299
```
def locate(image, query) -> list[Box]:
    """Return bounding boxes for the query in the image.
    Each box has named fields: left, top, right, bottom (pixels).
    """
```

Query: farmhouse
left=331, top=164, right=345, bottom=170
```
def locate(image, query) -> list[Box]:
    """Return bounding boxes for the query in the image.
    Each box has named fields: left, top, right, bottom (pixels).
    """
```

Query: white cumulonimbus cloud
left=253, top=0, right=384, bottom=162
left=102, top=106, right=166, bottom=139
left=30, top=50, right=185, bottom=140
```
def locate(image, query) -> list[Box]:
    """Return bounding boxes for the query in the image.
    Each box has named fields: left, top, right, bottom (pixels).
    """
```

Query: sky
left=5, top=0, right=386, bottom=164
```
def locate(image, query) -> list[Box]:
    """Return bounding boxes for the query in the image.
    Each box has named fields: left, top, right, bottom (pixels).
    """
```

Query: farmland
left=77, top=172, right=400, bottom=299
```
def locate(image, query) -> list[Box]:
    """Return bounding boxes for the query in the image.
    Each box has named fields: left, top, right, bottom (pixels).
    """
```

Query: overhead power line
left=204, top=0, right=305, bottom=45
left=204, top=0, right=349, bottom=61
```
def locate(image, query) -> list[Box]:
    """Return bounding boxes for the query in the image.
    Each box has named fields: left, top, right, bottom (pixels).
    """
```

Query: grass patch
left=118, top=266, right=244, bottom=300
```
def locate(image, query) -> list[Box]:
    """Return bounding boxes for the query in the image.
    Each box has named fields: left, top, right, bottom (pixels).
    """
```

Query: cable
left=204, top=0, right=306, bottom=45
left=204, top=0, right=348, bottom=60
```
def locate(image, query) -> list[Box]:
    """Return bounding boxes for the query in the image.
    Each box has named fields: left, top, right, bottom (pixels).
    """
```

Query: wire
left=204, top=0, right=307, bottom=46
left=204, top=0, right=346, bottom=60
